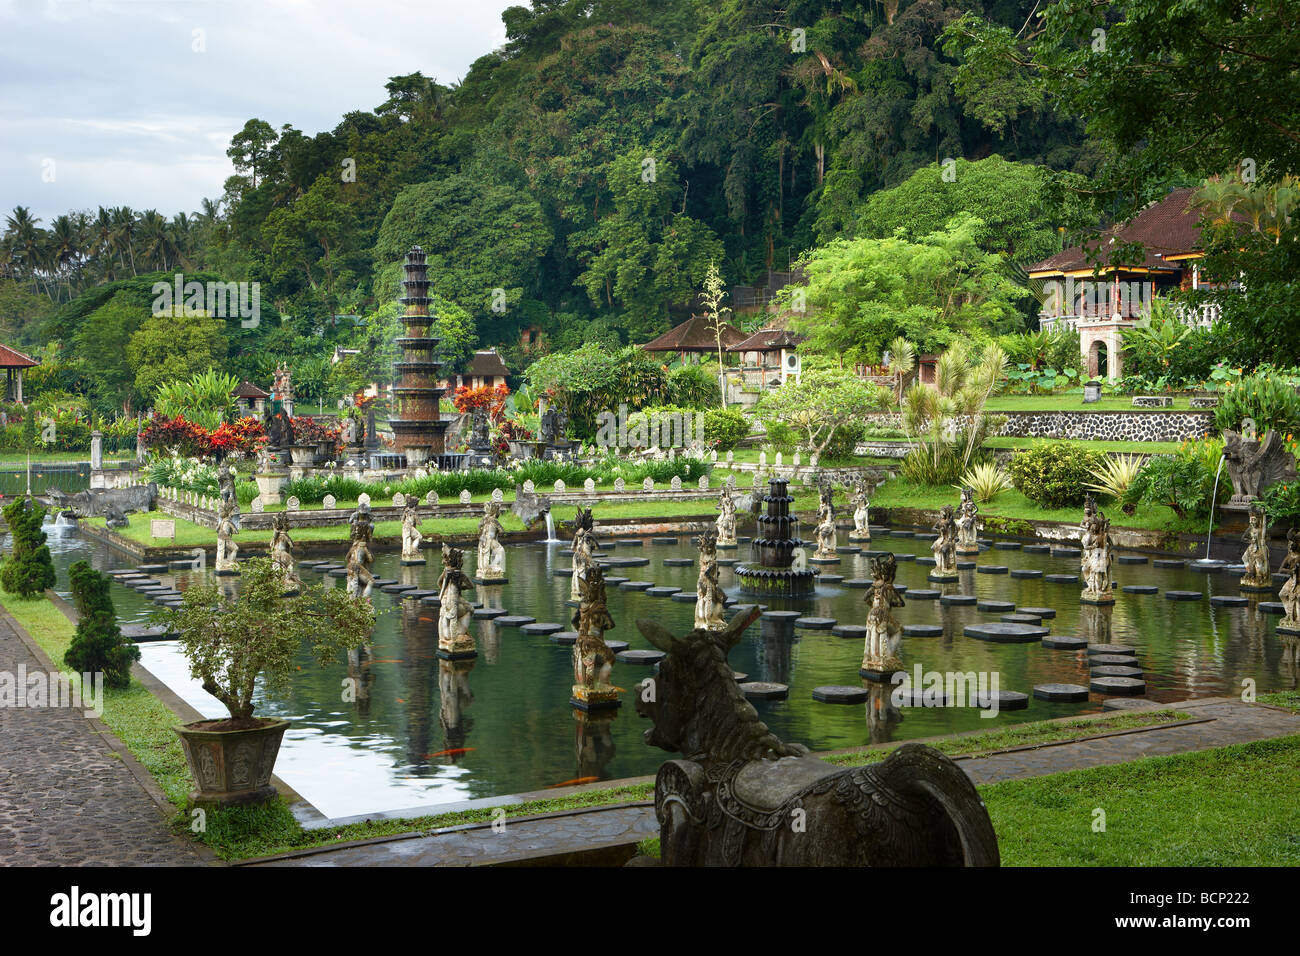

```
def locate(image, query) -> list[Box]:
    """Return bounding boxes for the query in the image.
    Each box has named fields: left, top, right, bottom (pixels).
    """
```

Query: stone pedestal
left=255, top=472, right=287, bottom=506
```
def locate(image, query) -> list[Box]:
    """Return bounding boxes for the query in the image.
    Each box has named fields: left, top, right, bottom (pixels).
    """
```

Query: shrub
left=1261, top=481, right=1300, bottom=526
left=702, top=408, right=750, bottom=451
left=1084, top=454, right=1146, bottom=502
left=1213, top=371, right=1300, bottom=437
left=956, top=461, right=1013, bottom=502
left=1124, top=454, right=1211, bottom=519
left=0, top=498, right=57, bottom=598
left=1006, top=442, right=1107, bottom=509
left=64, top=561, right=140, bottom=689
left=667, top=363, right=722, bottom=409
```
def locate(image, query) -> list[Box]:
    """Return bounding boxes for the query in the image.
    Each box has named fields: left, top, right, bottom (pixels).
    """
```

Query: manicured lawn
left=0, top=450, right=135, bottom=465
left=861, top=436, right=1185, bottom=454
left=870, top=479, right=1198, bottom=535
left=983, top=393, right=1203, bottom=412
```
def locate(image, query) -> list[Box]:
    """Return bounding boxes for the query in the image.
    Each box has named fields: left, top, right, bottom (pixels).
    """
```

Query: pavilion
left=641, top=315, right=746, bottom=365
left=0, top=343, right=38, bottom=404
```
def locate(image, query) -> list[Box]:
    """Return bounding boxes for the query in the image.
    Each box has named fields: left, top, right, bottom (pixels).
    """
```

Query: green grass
left=983, top=393, right=1201, bottom=412
left=0, top=590, right=196, bottom=808
left=986, top=734, right=1300, bottom=865
left=870, top=479, right=1199, bottom=535
left=0, top=450, right=136, bottom=464
left=860, top=436, right=1185, bottom=454
left=823, top=710, right=1192, bottom=767
left=1260, top=691, right=1300, bottom=714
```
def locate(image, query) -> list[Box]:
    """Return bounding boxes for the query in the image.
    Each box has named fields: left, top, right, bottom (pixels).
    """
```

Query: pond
left=37, top=519, right=1298, bottom=821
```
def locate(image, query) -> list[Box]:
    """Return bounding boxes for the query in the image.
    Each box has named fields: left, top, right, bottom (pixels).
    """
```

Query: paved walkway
left=247, top=696, right=1299, bottom=866
left=0, top=611, right=202, bottom=866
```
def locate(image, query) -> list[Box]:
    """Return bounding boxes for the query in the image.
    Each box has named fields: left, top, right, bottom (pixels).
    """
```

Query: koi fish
left=425, top=747, right=475, bottom=759
left=546, top=776, right=600, bottom=788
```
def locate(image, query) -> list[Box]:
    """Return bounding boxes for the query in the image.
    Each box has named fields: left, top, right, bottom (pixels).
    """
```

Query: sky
left=0, top=0, right=515, bottom=223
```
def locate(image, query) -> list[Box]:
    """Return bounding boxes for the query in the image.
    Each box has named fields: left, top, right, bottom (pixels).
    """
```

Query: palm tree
left=90, top=206, right=114, bottom=280
left=110, top=206, right=138, bottom=275
left=49, top=214, right=82, bottom=301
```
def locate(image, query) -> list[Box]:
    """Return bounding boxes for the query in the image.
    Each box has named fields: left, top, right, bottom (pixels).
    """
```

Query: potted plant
left=156, top=557, right=375, bottom=809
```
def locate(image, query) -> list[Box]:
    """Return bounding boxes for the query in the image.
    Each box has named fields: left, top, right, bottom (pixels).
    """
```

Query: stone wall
left=864, top=409, right=1213, bottom=443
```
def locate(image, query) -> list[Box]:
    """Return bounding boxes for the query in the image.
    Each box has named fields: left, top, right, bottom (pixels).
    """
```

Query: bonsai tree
left=64, top=560, right=140, bottom=688
left=156, top=557, right=375, bottom=728
left=1, top=497, right=56, bottom=598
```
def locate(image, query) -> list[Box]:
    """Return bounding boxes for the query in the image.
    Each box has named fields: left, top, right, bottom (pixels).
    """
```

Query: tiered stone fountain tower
left=736, top=477, right=818, bottom=597
left=390, top=246, right=450, bottom=466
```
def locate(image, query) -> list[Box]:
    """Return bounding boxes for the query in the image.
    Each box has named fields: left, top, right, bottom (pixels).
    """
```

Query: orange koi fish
left=424, top=747, right=475, bottom=759
left=546, top=776, right=600, bottom=788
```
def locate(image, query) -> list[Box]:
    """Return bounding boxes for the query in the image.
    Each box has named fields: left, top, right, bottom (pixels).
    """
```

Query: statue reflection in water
left=438, top=659, right=476, bottom=758
left=756, top=615, right=795, bottom=684
left=864, top=682, right=902, bottom=744
left=401, top=599, right=439, bottom=769
left=573, top=711, right=617, bottom=783
left=1078, top=602, right=1114, bottom=647
left=346, top=643, right=375, bottom=717
left=1279, top=636, right=1300, bottom=690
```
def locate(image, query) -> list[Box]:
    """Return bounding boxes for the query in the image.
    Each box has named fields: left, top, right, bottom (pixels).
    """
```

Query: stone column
left=89, top=430, right=105, bottom=489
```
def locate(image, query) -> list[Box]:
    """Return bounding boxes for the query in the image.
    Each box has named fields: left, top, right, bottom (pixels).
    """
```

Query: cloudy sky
left=0, top=0, right=514, bottom=222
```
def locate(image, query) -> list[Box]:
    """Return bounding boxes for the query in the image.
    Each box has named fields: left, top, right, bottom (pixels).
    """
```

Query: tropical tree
left=756, top=366, right=891, bottom=459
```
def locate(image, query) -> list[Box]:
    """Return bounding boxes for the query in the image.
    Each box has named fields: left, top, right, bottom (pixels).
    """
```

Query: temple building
left=641, top=314, right=746, bottom=365
left=443, top=349, right=510, bottom=392
left=0, top=343, right=38, bottom=403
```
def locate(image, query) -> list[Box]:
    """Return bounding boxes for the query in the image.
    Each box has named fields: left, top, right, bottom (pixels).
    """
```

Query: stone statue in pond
left=572, top=565, right=619, bottom=710
left=214, top=495, right=240, bottom=575
left=569, top=506, right=598, bottom=600
left=269, top=511, right=300, bottom=592
left=862, top=553, right=905, bottom=676
left=1080, top=495, right=1114, bottom=604
left=1279, top=528, right=1300, bottom=632
left=437, top=545, right=477, bottom=658
left=849, top=483, right=871, bottom=541
left=633, top=607, right=1000, bottom=866
left=694, top=531, right=726, bottom=631
left=345, top=508, right=375, bottom=598
left=476, top=501, right=506, bottom=581
left=715, top=489, right=737, bottom=547
left=813, top=500, right=837, bottom=560
left=1240, top=504, right=1273, bottom=591
left=401, top=500, right=425, bottom=564
left=955, top=487, right=979, bottom=555
left=929, top=505, right=958, bottom=580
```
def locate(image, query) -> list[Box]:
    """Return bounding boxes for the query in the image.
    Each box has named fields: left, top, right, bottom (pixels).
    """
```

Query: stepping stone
left=121, top=623, right=176, bottom=642
left=761, top=610, right=802, bottom=622
left=976, top=565, right=1009, bottom=575
left=1033, top=683, right=1090, bottom=702
left=402, top=589, right=438, bottom=599
left=894, top=585, right=909, bottom=595
left=1116, top=555, right=1148, bottom=564
left=521, top=622, right=563, bottom=635
left=939, top=594, right=977, bottom=606
left=915, top=533, right=938, bottom=541
left=993, top=542, right=1022, bottom=550
left=1210, top=595, right=1249, bottom=607
left=964, top=622, right=1049, bottom=643
left=1001, top=613, right=1043, bottom=625
left=603, top=576, right=629, bottom=586
left=894, top=687, right=949, bottom=707
left=1123, top=585, right=1158, bottom=594
left=663, top=558, right=693, bottom=567
left=1050, top=547, right=1081, bottom=558
left=904, top=624, right=943, bottom=637
left=916, top=557, right=937, bottom=566
left=837, top=547, right=861, bottom=555
left=381, top=583, right=416, bottom=593
left=136, top=564, right=168, bottom=573
left=617, top=648, right=666, bottom=665
left=817, top=574, right=844, bottom=584
left=549, top=631, right=579, bottom=645
left=808, top=556, right=841, bottom=565
left=670, top=591, right=697, bottom=602
left=1023, top=545, right=1051, bottom=554
left=1259, top=602, right=1285, bottom=615
left=977, top=599, right=1015, bottom=612
left=843, top=579, right=873, bottom=589
left=1153, top=559, right=1186, bottom=568
left=472, top=607, right=506, bottom=619
left=619, top=581, right=654, bottom=591
left=736, top=536, right=751, bottom=544
left=419, top=596, right=441, bottom=607
left=1092, top=665, right=1144, bottom=678
left=1088, top=644, right=1136, bottom=655
left=1090, top=676, right=1145, bottom=695
left=600, top=640, right=629, bottom=654
left=1090, top=654, right=1140, bottom=666
left=652, top=537, right=678, bottom=544
left=615, top=539, right=644, bottom=547
left=1010, top=569, right=1043, bottom=579
left=728, top=604, right=766, bottom=621
left=981, top=690, right=1029, bottom=711
left=328, top=568, right=351, bottom=577
left=1042, top=635, right=1088, bottom=650
left=794, top=617, right=836, bottom=630
left=1045, top=574, right=1079, bottom=584
left=739, top=682, right=789, bottom=700
left=1164, top=590, right=1203, bottom=601
left=889, top=530, right=915, bottom=538
left=716, top=559, right=737, bottom=567
left=645, top=586, right=681, bottom=597
left=494, top=615, right=536, bottom=628
left=1020, top=607, right=1056, bottom=619
left=894, top=554, right=917, bottom=562
left=908, top=589, right=941, bottom=600
left=956, top=560, right=976, bottom=570
left=371, top=578, right=398, bottom=587
left=812, top=685, right=869, bottom=704
left=831, top=624, right=867, bottom=639
left=1101, top=698, right=1162, bottom=712
left=732, top=672, right=749, bottom=683
left=600, top=556, right=650, bottom=568
left=107, top=569, right=140, bottom=577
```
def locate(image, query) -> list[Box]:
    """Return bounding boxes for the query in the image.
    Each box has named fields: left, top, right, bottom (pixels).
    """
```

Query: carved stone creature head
left=272, top=510, right=289, bottom=533
left=443, top=545, right=464, bottom=570
left=695, top=529, right=717, bottom=559
left=635, top=606, right=794, bottom=760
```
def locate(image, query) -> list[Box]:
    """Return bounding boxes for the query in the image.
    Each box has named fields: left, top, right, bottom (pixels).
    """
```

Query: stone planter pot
left=174, top=718, right=289, bottom=809
left=254, top=471, right=286, bottom=505
left=289, top=444, right=318, bottom=466
left=317, top=440, right=333, bottom=462
left=508, top=440, right=536, bottom=460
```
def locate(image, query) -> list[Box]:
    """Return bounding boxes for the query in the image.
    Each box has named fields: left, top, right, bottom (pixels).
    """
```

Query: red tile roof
left=641, top=315, right=746, bottom=352
left=0, top=344, right=38, bottom=369
left=1026, top=187, right=1223, bottom=276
